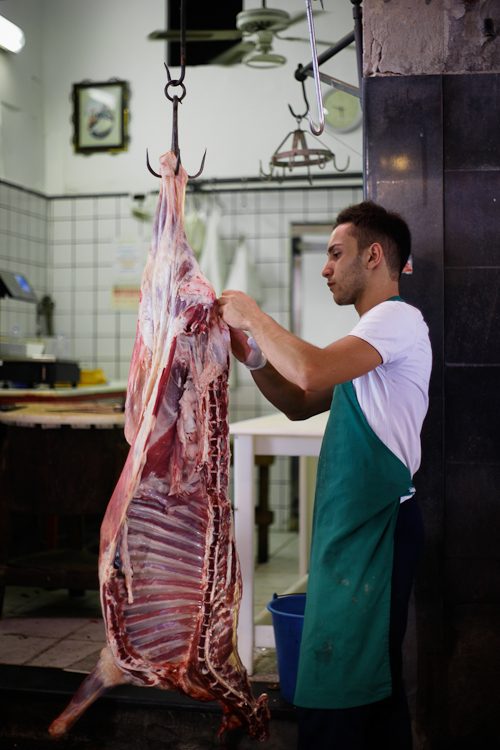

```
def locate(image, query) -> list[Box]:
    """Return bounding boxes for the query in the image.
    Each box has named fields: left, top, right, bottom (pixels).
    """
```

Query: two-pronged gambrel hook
left=146, top=0, right=206, bottom=180
left=305, top=0, right=325, bottom=136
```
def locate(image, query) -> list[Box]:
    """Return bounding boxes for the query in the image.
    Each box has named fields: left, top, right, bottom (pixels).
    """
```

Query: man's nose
left=322, top=261, right=331, bottom=278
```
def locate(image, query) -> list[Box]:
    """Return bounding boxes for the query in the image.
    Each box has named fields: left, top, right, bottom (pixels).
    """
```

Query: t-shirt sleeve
left=347, top=301, right=418, bottom=364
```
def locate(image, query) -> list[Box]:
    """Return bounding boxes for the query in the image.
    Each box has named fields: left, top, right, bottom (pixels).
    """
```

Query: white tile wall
left=0, top=181, right=49, bottom=341
left=0, top=177, right=363, bottom=530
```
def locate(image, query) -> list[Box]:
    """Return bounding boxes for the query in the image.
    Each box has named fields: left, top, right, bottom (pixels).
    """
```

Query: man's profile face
left=322, top=223, right=366, bottom=306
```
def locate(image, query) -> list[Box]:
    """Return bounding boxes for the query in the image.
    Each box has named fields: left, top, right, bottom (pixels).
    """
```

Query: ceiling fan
left=148, top=1, right=330, bottom=69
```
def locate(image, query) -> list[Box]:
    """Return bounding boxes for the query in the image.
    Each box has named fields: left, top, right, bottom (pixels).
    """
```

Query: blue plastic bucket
left=267, top=593, right=306, bottom=703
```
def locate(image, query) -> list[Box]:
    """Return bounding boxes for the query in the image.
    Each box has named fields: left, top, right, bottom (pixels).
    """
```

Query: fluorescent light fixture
left=0, top=15, right=25, bottom=54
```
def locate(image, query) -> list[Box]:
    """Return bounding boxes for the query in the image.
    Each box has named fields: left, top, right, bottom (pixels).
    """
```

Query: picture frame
left=72, top=79, right=130, bottom=154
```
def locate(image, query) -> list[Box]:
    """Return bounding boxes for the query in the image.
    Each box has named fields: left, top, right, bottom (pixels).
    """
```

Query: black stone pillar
left=364, top=73, right=500, bottom=747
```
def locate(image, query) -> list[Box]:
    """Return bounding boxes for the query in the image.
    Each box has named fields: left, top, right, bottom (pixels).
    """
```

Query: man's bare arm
left=251, top=362, right=334, bottom=421
left=219, top=291, right=382, bottom=393
left=228, top=326, right=332, bottom=420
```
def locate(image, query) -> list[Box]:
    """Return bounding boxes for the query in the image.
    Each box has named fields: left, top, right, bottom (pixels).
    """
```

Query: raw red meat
left=49, top=151, right=269, bottom=742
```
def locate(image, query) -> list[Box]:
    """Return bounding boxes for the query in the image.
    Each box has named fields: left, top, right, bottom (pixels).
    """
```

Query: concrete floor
left=0, top=530, right=301, bottom=681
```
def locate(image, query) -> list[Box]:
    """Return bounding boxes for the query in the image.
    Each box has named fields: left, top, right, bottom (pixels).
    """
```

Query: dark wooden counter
left=0, top=404, right=129, bottom=615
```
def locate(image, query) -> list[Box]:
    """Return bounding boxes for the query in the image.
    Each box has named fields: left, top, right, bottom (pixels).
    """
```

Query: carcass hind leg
left=48, top=646, right=128, bottom=739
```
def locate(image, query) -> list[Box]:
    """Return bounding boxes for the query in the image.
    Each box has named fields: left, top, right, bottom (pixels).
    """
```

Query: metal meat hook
left=288, top=79, right=312, bottom=122
left=146, top=0, right=206, bottom=180
left=305, top=0, right=325, bottom=136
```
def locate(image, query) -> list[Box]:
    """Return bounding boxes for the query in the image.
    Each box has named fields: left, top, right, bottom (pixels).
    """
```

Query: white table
left=229, top=411, right=328, bottom=673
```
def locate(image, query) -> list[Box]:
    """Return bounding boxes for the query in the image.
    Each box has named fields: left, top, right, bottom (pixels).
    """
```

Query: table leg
left=299, top=455, right=308, bottom=577
left=233, top=434, right=255, bottom=674
left=255, top=455, right=274, bottom=564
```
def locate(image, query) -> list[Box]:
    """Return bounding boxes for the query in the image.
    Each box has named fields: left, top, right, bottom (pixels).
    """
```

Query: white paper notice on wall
left=111, top=239, right=147, bottom=309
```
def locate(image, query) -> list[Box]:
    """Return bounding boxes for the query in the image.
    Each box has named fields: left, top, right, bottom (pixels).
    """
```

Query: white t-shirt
left=348, top=299, right=432, bottom=479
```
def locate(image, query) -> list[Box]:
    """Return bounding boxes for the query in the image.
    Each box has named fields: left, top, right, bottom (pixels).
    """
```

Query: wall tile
left=444, top=73, right=500, bottom=172
left=0, top=183, right=49, bottom=339
left=17, top=192, right=28, bottom=212
left=52, top=245, right=72, bottom=266
left=444, top=170, right=500, bottom=268
left=97, top=242, right=113, bottom=264
left=75, top=244, right=94, bottom=266
left=364, top=75, right=444, bottom=401
left=445, top=463, right=500, bottom=560
left=97, top=289, right=112, bottom=310
left=0, top=183, right=10, bottom=206
left=52, top=308, right=72, bottom=335
left=52, top=200, right=73, bottom=219
left=74, top=314, right=93, bottom=337
left=118, top=217, right=137, bottom=239
left=365, top=75, right=443, bottom=192
left=74, top=337, right=94, bottom=360
left=118, top=196, right=132, bottom=218
left=445, top=268, right=500, bottom=364
left=283, top=190, right=308, bottom=214
left=119, top=360, right=132, bottom=380
left=97, top=337, right=116, bottom=359
left=97, top=265, right=113, bottom=290
left=119, top=338, right=135, bottom=361
left=260, top=213, right=285, bottom=238
left=97, top=197, right=118, bottom=218
left=0, top=206, right=10, bottom=230
left=445, top=365, right=500, bottom=463
left=75, top=220, right=93, bottom=242
left=96, top=314, right=117, bottom=335
left=53, top=268, right=72, bottom=291
left=75, top=198, right=94, bottom=219
left=119, top=312, right=138, bottom=337
left=445, top=558, right=500, bottom=605
left=74, top=267, right=94, bottom=290
left=74, top=290, right=93, bottom=312
left=97, top=219, right=116, bottom=243
left=53, top=221, right=72, bottom=242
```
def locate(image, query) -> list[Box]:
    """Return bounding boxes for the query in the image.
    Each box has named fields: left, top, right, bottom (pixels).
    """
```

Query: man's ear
left=366, top=242, right=384, bottom=270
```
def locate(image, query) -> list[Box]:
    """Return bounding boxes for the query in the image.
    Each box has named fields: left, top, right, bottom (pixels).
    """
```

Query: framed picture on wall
left=72, top=79, right=130, bottom=154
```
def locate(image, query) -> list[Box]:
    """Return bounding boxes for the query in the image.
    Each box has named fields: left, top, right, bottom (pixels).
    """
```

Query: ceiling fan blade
left=209, top=40, right=256, bottom=66
left=148, top=29, right=243, bottom=42
left=283, top=10, right=323, bottom=30
left=275, top=35, right=337, bottom=46
left=283, top=11, right=307, bottom=28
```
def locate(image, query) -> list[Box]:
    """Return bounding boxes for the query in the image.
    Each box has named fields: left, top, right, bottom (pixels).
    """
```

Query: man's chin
left=333, top=294, right=351, bottom=307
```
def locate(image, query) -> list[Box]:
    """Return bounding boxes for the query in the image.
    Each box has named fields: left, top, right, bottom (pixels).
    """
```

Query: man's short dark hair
left=333, top=201, right=411, bottom=279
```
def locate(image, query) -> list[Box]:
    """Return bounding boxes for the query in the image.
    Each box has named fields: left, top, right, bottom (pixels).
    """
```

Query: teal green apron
left=294, top=320, right=413, bottom=709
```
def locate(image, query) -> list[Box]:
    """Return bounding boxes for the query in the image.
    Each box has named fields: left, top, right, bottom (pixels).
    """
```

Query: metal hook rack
left=259, top=95, right=349, bottom=186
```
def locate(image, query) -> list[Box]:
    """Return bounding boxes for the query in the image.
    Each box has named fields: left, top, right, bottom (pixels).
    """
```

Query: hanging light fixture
left=243, top=31, right=286, bottom=69
left=0, top=15, right=25, bottom=53
left=237, top=6, right=289, bottom=69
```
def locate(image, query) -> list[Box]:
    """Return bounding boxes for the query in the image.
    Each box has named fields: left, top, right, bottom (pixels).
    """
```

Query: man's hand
left=217, top=290, right=261, bottom=331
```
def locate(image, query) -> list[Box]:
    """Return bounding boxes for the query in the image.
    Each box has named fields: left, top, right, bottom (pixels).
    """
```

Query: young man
left=218, top=201, right=432, bottom=749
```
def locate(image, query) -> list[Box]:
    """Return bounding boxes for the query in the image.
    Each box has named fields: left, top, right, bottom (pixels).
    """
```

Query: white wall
left=0, top=0, right=362, bottom=195
left=0, top=0, right=45, bottom=190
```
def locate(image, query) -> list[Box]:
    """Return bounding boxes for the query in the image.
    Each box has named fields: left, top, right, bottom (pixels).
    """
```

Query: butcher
left=218, top=200, right=432, bottom=750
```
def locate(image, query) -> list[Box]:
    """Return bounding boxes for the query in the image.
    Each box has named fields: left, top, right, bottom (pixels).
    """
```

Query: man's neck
left=355, top=281, right=400, bottom=317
